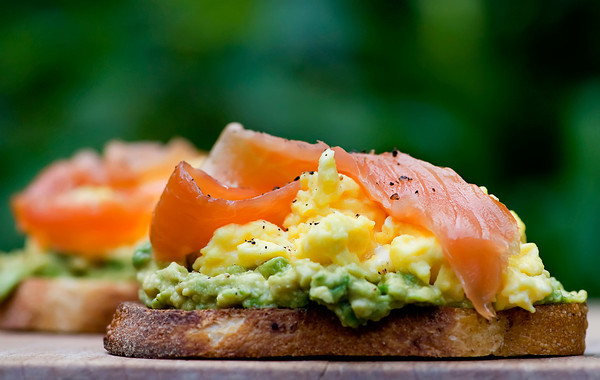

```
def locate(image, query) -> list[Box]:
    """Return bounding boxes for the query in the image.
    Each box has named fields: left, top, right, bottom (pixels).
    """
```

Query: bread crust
left=104, top=302, right=587, bottom=358
left=0, top=277, right=139, bottom=333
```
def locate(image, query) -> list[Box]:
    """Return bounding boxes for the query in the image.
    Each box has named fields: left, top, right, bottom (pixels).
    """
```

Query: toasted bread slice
left=104, top=302, right=587, bottom=358
left=0, top=277, right=139, bottom=333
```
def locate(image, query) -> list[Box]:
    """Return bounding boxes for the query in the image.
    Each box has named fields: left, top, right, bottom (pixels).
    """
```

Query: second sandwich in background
left=0, top=138, right=204, bottom=333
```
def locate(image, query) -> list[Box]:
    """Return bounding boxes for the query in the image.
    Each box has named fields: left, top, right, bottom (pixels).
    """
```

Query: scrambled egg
left=192, top=149, right=585, bottom=313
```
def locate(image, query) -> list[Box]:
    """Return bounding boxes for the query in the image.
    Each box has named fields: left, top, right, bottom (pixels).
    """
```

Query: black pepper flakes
left=389, top=182, right=395, bottom=186
left=415, top=190, right=419, bottom=194
left=392, top=149, right=398, bottom=157
left=390, top=193, right=399, bottom=200
left=273, top=186, right=280, bottom=191
left=400, top=176, right=412, bottom=181
left=294, top=176, right=300, bottom=181
left=309, top=171, right=315, bottom=175
left=432, top=188, right=436, bottom=192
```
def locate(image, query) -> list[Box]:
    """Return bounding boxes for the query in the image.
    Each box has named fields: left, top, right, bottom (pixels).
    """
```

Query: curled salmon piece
left=152, top=124, right=520, bottom=319
left=11, top=139, right=201, bottom=257
left=201, top=123, right=328, bottom=192
left=150, top=162, right=301, bottom=263
left=342, top=151, right=520, bottom=319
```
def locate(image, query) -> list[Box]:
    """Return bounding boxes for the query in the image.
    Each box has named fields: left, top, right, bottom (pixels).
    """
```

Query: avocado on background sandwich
left=104, top=125, right=587, bottom=358
left=0, top=139, right=203, bottom=333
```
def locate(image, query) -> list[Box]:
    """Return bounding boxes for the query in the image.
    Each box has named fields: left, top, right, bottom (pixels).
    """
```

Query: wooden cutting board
left=2, top=302, right=600, bottom=380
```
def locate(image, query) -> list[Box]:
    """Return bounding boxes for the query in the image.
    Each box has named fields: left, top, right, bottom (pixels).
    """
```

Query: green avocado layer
left=134, top=245, right=585, bottom=328
left=0, top=243, right=136, bottom=303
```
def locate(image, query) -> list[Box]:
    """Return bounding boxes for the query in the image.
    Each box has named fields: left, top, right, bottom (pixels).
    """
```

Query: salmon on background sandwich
left=0, top=138, right=204, bottom=333
left=104, top=124, right=587, bottom=358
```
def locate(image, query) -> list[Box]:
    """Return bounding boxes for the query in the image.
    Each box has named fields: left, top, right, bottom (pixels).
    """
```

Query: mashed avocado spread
left=135, top=244, right=584, bottom=328
left=135, top=149, right=586, bottom=328
left=0, top=241, right=136, bottom=303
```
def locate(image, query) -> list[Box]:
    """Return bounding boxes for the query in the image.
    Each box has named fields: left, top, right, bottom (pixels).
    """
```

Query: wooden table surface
left=2, top=302, right=600, bottom=380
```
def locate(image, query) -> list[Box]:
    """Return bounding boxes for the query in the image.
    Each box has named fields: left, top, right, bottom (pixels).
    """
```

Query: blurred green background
left=1, top=1, right=599, bottom=294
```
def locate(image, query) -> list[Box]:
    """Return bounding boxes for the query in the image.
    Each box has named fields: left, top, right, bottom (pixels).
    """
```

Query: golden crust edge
left=103, top=302, right=588, bottom=358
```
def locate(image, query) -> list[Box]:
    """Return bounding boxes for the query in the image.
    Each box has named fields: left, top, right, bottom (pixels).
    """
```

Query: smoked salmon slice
left=12, top=139, right=200, bottom=257
left=201, top=123, right=328, bottom=192
left=345, top=151, right=520, bottom=319
left=150, top=124, right=520, bottom=319
left=150, top=162, right=300, bottom=262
